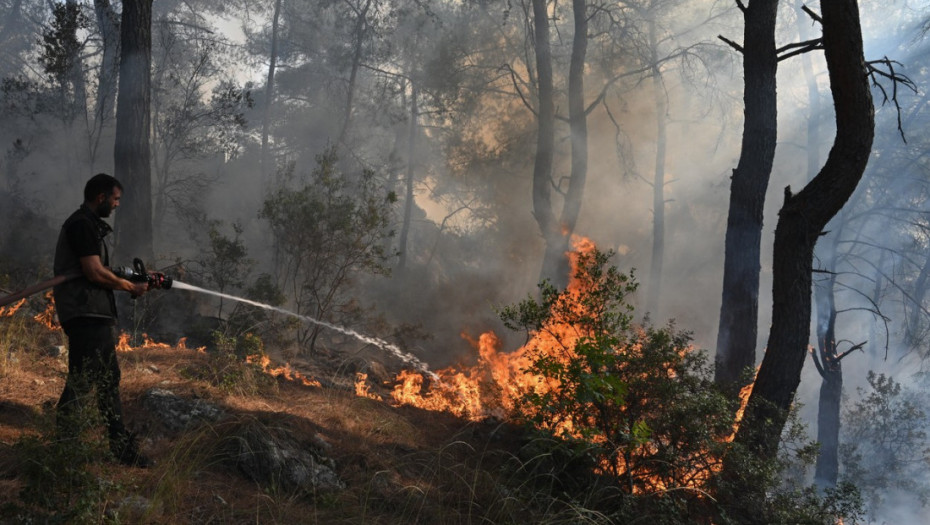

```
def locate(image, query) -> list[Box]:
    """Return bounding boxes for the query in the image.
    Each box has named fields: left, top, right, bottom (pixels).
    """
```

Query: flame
left=354, top=373, right=382, bottom=400
left=0, top=299, right=26, bottom=317
left=385, top=236, right=744, bottom=495
left=390, top=236, right=596, bottom=426
left=246, top=353, right=321, bottom=387
left=116, top=332, right=133, bottom=352
left=32, top=292, right=60, bottom=329
left=727, top=368, right=758, bottom=442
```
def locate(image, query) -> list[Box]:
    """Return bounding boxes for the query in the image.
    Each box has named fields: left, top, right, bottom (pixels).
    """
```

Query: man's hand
left=129, top=281, right=149, bottom=298
left=80, top=255, right=149, bottom=295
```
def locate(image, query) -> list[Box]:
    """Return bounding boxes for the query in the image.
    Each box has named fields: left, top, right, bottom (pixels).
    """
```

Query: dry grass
left=0, top=306, right=610, bottom=524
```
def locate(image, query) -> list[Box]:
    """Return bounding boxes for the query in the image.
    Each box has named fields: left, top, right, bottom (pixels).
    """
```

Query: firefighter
left=53, top=173, right=151, bottom=467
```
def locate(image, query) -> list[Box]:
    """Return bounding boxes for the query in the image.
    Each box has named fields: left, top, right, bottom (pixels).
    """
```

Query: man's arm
left=79, top=255, right=148, bottom=296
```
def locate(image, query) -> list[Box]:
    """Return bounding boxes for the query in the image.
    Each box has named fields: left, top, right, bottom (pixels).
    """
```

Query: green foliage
left=500, top=248, right=735, bottom=497
left=841, top=371, right=930, bottom=516
left=192, top=220, right=255, bottom=319
left=38, top=2, right=87, bottom=88
left=204, top=221, right=252, bottom=294
left=4, top=408, right=111, bottom=523
left=261, top=147, right=394, bottom=354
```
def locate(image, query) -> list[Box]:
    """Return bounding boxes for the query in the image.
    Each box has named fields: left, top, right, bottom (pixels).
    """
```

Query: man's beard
left=96, top=201, right=114, bottom=218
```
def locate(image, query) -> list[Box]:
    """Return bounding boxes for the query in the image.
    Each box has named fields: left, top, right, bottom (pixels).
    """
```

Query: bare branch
left=867, top=56, right=919, bottom=143
left=835, top=340, right=867, bottom=363
left=717, top=35, right=742, bottom=54
left=776, top=38, right=823, bottom=62
left=810, top=346, right=826, bottom=378
left=801, top=5, right=823, bottom=25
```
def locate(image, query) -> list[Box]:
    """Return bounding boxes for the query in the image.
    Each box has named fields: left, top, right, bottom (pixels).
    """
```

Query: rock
left=44, top=345, right=66, bottom=358
left=141, top=388, right=225, bottom=432
left=226, top=418, right=345, bottom=494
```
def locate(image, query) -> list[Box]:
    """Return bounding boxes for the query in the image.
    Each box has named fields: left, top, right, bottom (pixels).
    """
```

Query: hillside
left=0, top=301, right=578, bottom=524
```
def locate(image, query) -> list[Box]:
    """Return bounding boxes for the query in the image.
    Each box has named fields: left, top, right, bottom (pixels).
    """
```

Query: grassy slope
left=0, top=313, right=560, bottom=524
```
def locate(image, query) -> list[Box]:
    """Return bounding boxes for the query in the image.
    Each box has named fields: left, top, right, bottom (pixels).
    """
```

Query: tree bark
left=91, top=0, right=119, bottom=167
left=261, top=0, right=283, bottom=186
left=813, top=237, right=842, bottom=488
left=539, top=0, right=588, bottom=289
left=92, top=0, right=119, bottom=124
left=726, top=0, right=874, bottom=505
left=336, top=0, right=373, bottom=148
left=531, top=0, right=558, bottom=285
left=714, top=0, right=779, bottom=395
left=113, top=0, right=154, bottom=262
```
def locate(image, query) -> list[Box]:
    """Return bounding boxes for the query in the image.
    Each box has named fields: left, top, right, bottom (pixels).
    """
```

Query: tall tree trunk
left=800, top=3, right=843, bottom=488
left=261, top=0, right=283, bottom=186
left=725, top=0, right=874, bottom=514
left=646, top=18, right=667, bottom=318
left=396, top=85, right=418, bottom=273
left=336, top=0, right=373, bottom=148
left=714, top=0, right=779, bottom=396
left=813, top=231, right=842, bottom=489
left=113, top=0, right=154, bottom=263
left=91, top=0, right=119, bottom=167
left=539, top=0, right=588, bottom=289
left=531, top=0, right=557, bottom=285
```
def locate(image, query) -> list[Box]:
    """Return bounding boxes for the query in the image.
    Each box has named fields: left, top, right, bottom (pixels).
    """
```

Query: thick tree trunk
left=800, top=5, right=843, bottom=488
left=531, top=0, right=558, bottom=285
left=539, top=0, right=588, bottom=289
left=113, top=0, right=154, bottom=262
left=714, top=0, right=779, bottom=395
left=725, top=0, right=874, bottom=511
left=91, top=0, right=119, bottom=167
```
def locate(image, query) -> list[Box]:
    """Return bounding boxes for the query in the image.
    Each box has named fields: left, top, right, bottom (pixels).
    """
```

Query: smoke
left=2, top=0, right=930, bottom=520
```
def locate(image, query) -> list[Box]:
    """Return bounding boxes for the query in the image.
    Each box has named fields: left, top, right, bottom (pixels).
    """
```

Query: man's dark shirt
left=53, top=204, right=117, bottom=330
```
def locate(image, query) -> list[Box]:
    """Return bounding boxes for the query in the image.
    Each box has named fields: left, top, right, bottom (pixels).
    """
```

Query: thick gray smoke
left=2, top=1, right=930, bottom=521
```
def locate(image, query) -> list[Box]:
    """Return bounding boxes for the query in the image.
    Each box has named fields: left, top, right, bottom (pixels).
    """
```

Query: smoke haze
left=3, top=0, right=930, bottom=520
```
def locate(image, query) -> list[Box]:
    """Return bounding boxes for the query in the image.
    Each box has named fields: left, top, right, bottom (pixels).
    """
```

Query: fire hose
left=0, top=258, right=171, bottom=308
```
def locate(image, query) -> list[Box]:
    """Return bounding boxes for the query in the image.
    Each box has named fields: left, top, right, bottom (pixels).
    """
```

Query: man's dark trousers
left=57, top=323, right=128, bottom=443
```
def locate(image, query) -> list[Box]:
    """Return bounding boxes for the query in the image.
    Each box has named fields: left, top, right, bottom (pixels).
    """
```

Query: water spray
left=0, top=263, right=437, bottom=380
left=170, top=281, right=438, bottom=380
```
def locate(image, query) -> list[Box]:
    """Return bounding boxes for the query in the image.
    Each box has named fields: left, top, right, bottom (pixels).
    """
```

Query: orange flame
left=0, top=299, right=26, bottom=317
left=385, top=236, right=741, bottom=494
left=354, top=373, right=382, bottom=400
left=33, top=293, right=60, bottom=330
left=246, top=353, right=321, bottom=387
left=727, top=368, right=757, bottom=442
left=390, top=236, right=596, bottom=425
left=116, top=332, right=133, bottom=352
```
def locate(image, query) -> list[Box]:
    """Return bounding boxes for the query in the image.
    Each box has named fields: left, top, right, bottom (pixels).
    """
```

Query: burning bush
left=499, top=246, right=735, bottom=495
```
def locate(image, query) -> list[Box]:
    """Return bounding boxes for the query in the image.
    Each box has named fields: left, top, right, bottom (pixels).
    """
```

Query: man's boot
left=110, top=432, right=152, bottom=468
